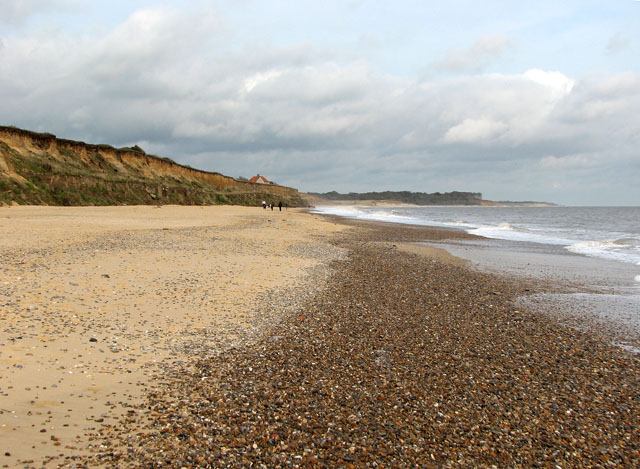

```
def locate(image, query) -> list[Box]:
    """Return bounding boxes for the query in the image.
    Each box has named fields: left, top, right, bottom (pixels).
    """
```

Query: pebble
left=1, top=210, right=348, bottom=466
left=88, top=220, right=640, bottom=467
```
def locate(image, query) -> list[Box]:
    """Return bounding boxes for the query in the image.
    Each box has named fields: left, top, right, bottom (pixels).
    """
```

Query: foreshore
left=0, top=205, right=345, bottom=467
left=2, top=207, right=639, bottom=466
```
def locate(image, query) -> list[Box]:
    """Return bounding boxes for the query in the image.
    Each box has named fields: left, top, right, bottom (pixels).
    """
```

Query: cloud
left=0, top=0, right=76, bottom=25
left=443, top=118, right=508, bottom=144
left=243, top=70, right=284, bottom=93
left=539, top=154, right=600, bottom=169
left=87, top=7, right=221, bottom=87
left=523, top=69, right=575, bottom=97
left=0, top=6, right=639, bottom=204
left=434, top=34, right=514, bottom=73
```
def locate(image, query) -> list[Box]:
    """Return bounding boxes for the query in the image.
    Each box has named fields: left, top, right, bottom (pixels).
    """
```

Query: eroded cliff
left=0, top=126, right=307, bottom=206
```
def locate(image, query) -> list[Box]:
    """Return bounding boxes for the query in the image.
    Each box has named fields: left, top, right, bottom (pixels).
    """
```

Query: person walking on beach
left=278, top=201, right=283, bottom=211
left=262, top=200, right=266, bottom=209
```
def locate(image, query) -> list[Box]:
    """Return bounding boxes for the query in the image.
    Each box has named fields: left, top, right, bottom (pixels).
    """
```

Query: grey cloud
left=1, top=8, right=639, bottom=204
left=0, top=0, right=77, bottom=25
left=87, top=9, right=221, bottom=91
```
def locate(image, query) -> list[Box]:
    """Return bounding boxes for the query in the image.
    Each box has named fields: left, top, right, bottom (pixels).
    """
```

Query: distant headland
left=305, top=191, right=555, bottom=207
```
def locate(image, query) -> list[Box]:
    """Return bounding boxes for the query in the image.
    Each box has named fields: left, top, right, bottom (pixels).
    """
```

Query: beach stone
left=4, top=209, right=637, bottom=467
left=91, top=220, right=640, bottom=467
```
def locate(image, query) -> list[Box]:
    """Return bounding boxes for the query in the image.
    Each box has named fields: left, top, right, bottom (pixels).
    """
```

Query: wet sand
left=423, top=238, right=640, bottom=353
left=94, top=217, right=639, bottom=467
left=428, top=238, right=640, bottom=292
left=0, top=205, right=345, bottom=467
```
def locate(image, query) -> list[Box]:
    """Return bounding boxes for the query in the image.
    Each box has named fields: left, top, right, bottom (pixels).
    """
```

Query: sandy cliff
left=0, top=126, right=307, bottom=206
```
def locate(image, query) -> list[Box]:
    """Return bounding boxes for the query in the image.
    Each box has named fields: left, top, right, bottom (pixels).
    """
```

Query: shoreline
left=418, top=236, right=640, bottom=354
left=97, top=214, right=639, bottom=466
left=313, top=206, right=640, bottom=354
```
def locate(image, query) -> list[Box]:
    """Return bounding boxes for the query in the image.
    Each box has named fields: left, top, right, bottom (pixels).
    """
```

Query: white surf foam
left=566, top=239, right=640, bottom=266
left=311, top=206, right=366, bottom=218
left=313, top=205, right=640, bottom=267
left=311, top=206, right=421, bottom=225
left=468, top=223, right=572, bottom=245
left=445, top=220, right=473, bottom=227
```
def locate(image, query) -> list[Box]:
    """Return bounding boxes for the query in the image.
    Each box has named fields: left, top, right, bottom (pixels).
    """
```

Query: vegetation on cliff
left=0, top=126, right=307, bottom=207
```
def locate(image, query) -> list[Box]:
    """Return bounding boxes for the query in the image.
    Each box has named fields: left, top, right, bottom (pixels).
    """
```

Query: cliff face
left=0, top=126, right=307, bottom=206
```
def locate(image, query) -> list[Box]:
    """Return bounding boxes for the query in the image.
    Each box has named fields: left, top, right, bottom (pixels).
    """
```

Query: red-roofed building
left=249, top=174, right=270, bottom=184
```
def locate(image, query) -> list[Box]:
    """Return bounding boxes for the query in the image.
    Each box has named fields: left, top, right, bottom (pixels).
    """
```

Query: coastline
left=2, top=208, right=639, bottom=466
left=311, top=205, right=640, bottom=354
left=419, top=236, right=640, bottom=353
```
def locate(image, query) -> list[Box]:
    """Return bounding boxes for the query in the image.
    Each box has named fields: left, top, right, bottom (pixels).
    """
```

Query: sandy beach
left=0, top=205, right=345, bottom=467
left=2, top=208, right=639, bottom=467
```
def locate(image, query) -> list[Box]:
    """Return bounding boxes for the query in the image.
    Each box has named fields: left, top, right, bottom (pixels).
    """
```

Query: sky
left=1, top=0, right=639, bottom=205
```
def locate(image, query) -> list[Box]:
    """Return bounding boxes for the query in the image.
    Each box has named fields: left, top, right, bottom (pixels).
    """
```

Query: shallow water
left=314, top=205, right=640, bottom=352
left=313, top=205, right=640, bottom=269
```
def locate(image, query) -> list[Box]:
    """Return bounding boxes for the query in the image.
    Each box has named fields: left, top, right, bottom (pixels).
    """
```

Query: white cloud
left=1, top=5, right=639, bottom=204
left=243, top=70, right=284, bottom=93
left=88, top=7, right=220, bottom=83
left=523, top=69, right=575, bottom=98
left=443, top=118, right=508, bottom=144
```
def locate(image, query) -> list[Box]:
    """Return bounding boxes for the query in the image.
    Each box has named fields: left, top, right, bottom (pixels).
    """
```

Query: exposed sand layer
left=0, top=205, right=345, bottom=467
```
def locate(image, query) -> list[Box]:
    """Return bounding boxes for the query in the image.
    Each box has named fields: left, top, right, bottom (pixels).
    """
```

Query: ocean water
left=313, top=205, right=640, bottom=268
left=313, top=205, right=640, bottom=351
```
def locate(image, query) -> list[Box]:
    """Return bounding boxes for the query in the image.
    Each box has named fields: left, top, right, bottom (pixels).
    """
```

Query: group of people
left=262, top=200, right=285, bottom=211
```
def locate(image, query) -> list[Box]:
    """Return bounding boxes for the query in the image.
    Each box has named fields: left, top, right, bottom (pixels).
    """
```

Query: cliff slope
left=0, top=126, right=307, bottom=206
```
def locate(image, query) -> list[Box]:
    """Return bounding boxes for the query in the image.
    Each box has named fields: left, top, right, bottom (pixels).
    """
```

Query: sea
left=312, top=205, right=640, bottom=352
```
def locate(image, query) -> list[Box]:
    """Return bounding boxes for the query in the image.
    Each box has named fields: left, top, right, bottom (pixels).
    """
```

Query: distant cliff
left=308, top=190, right=484, bottom=205
left=0, top=126, right=307, bottom=207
